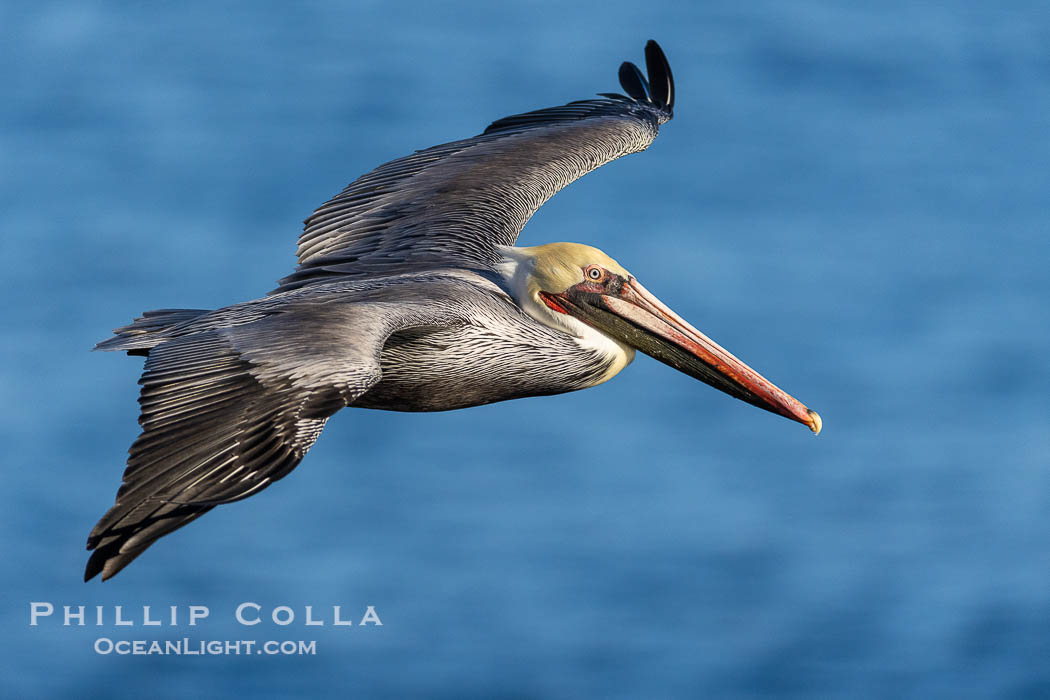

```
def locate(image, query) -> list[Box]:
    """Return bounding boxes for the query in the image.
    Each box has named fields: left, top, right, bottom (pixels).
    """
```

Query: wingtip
left=614, top=41, right=673, bottom=117
left=83, top=554, right=103, bottom=583
left=84, top=547, right=131, bottom=582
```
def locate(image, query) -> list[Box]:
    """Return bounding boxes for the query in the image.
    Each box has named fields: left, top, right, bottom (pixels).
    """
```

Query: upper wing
left=86, top=283, right=469, bottom=581
left=273, top=40, right=674, bottom=294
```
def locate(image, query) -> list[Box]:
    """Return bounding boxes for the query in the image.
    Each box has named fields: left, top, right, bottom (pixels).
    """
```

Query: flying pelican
left=86, top=41, right=820, bottom=581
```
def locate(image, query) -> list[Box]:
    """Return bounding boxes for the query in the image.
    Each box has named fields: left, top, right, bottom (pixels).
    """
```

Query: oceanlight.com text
left=93, top=638, right=318, bottom=655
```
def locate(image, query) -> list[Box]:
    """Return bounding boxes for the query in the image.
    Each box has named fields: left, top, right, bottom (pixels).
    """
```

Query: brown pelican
left=86, top=41, right=820, bottom=581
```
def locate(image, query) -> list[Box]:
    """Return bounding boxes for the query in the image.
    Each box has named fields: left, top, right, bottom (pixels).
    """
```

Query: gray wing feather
left=274, top=41, right=674, bottom=293
left=86, top=283, right=469, bottom=581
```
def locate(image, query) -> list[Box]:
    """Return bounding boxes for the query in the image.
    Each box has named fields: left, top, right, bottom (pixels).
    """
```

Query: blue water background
left=2, top=1, right=1048, bottom=697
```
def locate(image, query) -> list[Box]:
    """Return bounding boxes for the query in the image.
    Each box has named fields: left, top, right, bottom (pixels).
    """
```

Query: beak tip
left=806, top=409, right=822, bottom=435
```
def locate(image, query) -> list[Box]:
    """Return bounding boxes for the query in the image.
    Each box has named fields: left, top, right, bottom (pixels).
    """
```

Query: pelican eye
left=585, top=265, right=604, bottom=281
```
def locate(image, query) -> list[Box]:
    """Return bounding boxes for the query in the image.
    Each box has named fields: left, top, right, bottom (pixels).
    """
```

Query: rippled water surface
left=3, top=1, right=1048, bottom=697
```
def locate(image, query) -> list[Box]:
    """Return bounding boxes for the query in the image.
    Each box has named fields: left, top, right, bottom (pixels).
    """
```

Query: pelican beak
left=543, top=277, right=821, bottom=433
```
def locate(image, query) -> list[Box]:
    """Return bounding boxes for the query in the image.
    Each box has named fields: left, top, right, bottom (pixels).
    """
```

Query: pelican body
left=87, top=42, right=820, bottom=581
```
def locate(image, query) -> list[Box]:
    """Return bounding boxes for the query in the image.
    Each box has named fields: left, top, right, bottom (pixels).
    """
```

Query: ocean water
left=3, top=1, right=1048, bottom=697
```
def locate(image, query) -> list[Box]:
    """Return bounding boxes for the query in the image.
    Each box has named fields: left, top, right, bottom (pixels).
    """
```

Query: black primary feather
left=644, top=39, right=674, bottom=111
left=618, top=61, right=650, bottom=102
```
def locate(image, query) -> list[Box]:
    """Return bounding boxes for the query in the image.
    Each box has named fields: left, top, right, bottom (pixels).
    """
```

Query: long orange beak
left=543, top=276, right=821, bottom=434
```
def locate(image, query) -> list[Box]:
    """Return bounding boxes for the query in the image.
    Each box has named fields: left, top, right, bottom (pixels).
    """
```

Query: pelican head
left=501, top=242, right=821, bottom=433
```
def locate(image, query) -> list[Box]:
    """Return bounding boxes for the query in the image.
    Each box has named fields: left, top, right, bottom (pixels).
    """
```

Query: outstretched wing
left=274, top=40, right=674, bottom=293
left=86, top=284, right=468, bottom=581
